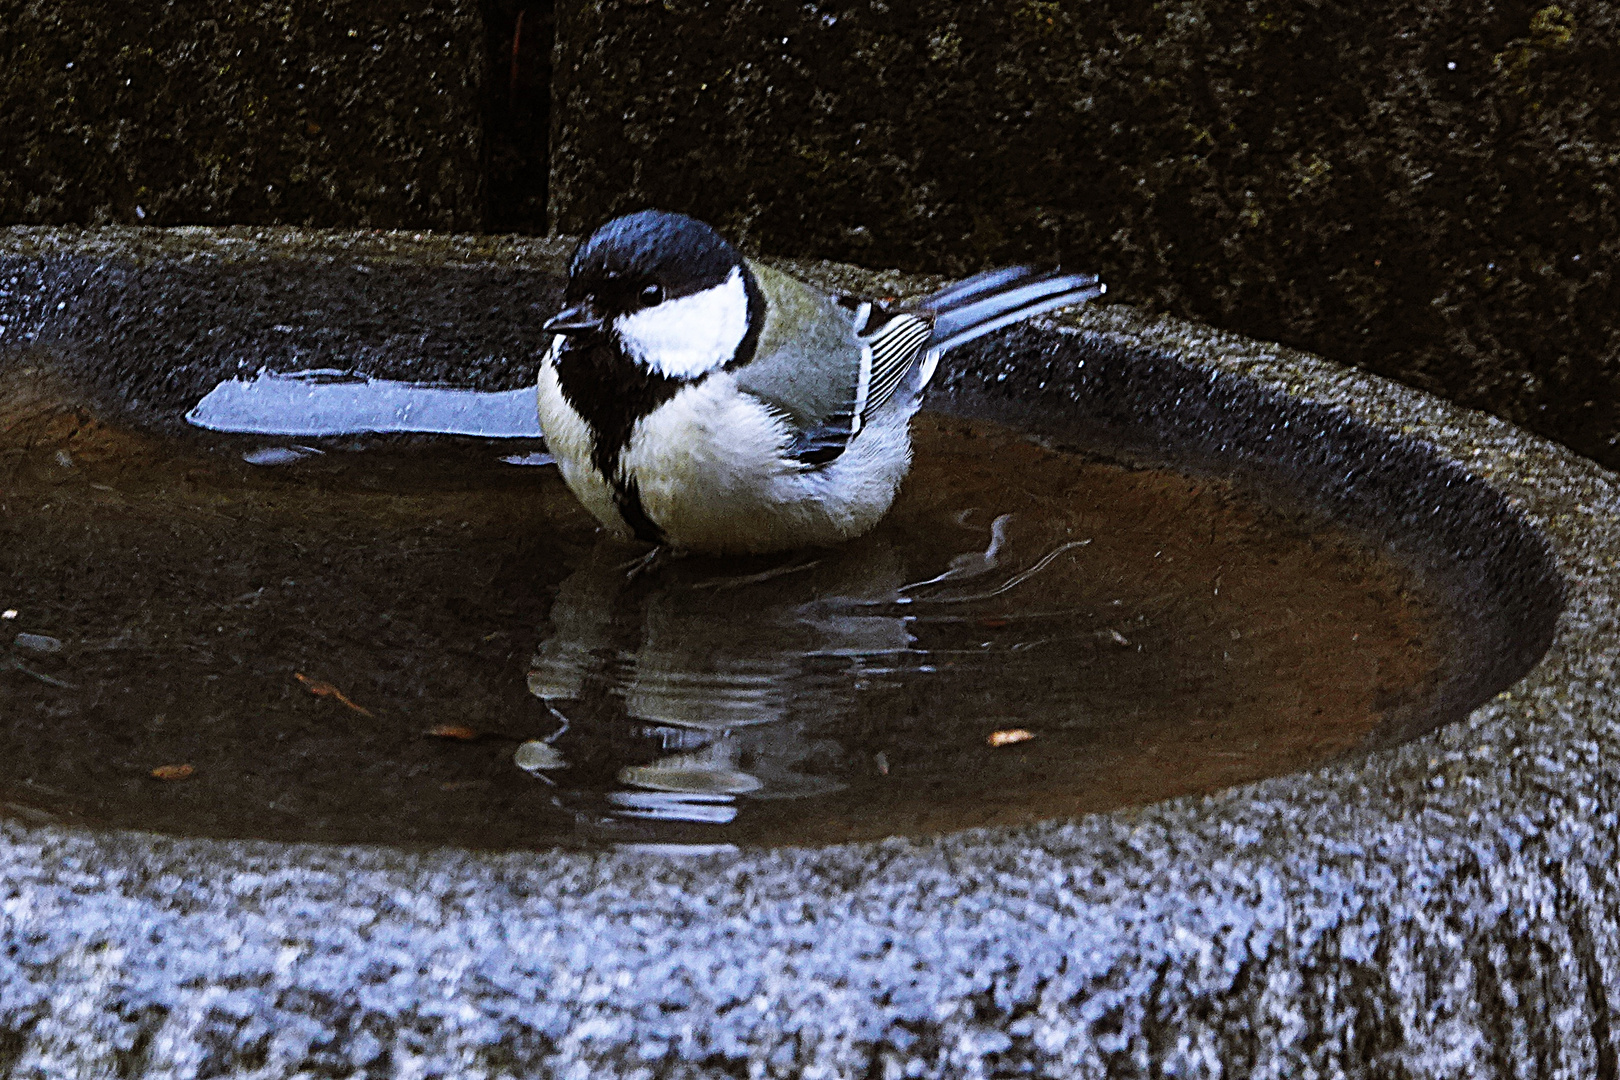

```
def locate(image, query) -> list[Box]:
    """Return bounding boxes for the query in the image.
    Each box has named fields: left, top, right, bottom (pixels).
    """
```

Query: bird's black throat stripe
left=723, top=262, right=767, bottom=371
left=553, top=336, right=688, bottom=544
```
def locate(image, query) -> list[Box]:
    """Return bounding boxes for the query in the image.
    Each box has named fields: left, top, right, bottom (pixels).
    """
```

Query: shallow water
left=0, top=374, right=1443, bottom=850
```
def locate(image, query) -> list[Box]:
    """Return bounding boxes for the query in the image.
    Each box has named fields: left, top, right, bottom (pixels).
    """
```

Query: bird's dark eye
left=639, top=283, right=664, bottom=308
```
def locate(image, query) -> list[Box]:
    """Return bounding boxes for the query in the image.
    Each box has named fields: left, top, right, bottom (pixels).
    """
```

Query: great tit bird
left=538, top=209, right=1104, bottom=554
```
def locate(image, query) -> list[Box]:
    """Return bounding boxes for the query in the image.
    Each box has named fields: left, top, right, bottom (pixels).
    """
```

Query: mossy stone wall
left=550, top=0, right=1620, bottom=468
left=0, top=1, right=486, bottom=230
left=3, top=1, right=1616, bottom=467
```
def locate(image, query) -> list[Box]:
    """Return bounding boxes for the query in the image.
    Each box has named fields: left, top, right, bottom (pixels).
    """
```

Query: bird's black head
left=547, top=210, right=743, bottom=333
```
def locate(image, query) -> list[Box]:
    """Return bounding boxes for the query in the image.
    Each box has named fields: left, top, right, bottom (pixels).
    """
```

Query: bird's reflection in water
left=523, top=512, right=1082, bottom=848
left=525, top=534, right=908, bottom=846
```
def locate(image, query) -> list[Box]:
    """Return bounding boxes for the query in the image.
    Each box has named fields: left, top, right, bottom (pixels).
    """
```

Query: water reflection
left=526, top=537, right=923, bottom=843
left=520, top=509, right=1128, bottom=847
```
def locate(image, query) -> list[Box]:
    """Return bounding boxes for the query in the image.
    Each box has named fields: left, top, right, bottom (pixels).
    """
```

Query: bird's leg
left=619, top=545, right=674, bottom=582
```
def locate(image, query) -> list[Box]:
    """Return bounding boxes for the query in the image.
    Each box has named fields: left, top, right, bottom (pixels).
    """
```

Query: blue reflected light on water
left=187, top=368, right=545, bottom=438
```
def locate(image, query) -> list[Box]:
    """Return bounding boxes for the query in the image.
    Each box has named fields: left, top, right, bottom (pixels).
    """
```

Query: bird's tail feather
left=921, top=266, right=1038, bottom=312
left=923, top=269, right=1105, bottom=354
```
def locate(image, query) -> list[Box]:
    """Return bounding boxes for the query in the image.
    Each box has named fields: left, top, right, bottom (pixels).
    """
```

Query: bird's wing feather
left=858, top=312, right=933, bottom=420
left=733, top=261, right=1102, bottom=468
left=732, top=262, right=874, bottom=466
left=731, top=262, right=864, bottom=428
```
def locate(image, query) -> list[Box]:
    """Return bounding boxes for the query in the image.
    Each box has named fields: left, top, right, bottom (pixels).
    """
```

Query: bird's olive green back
left=732, top=260, right=863, bottom=431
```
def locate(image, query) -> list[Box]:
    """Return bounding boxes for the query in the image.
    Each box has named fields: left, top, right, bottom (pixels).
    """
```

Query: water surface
left=0, top=373, right=1444, bottom=849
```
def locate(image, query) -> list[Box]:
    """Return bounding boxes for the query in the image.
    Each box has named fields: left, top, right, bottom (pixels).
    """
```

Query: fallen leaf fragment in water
left=427, top=724, right=481, bottom=741
left=987, top=728, right=1035, bottom=747
left=293, top=672, right=375, bottom=716
left=151, top=764, right=194, bottom=781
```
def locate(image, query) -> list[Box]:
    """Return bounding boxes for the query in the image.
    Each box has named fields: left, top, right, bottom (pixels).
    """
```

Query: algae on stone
left=0, top=1, right=486, bottom=231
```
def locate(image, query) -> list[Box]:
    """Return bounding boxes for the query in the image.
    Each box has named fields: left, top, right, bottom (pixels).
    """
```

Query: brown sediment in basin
left=740, top=414, right=1440, bottom=844
left=0, top=371, right=1440, bottom=849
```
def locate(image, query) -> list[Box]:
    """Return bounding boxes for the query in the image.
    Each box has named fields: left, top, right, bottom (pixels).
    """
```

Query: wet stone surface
left=0, top=380, right=1442, bottom=849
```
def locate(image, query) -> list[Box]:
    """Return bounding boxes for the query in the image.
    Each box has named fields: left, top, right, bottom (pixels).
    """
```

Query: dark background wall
left=0, top=0, right=542, bottom=231
left=3, top=0, right=1618, bottom=470
left=551, top=0, right=1620, bottom=470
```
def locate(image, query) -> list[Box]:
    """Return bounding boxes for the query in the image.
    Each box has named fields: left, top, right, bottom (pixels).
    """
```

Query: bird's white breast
left=620, top=375, right=792, bottom=543
left=620, top=375, right=916, bottom=553
left=614, top=266, right=750, bottom=379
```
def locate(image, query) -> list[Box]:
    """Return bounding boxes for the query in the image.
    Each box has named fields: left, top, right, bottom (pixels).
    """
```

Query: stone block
left=0, top=0, right=488, bottom=230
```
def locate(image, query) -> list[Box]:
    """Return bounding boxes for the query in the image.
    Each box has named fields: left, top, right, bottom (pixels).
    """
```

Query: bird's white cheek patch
left=614, top=267, right=750, bottom=379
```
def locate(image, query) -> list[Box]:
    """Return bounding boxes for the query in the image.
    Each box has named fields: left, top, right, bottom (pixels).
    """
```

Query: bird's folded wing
left=761, top=310, right=934, bottom=466
left=732, top=262, right=871, bottom=466
left=733, top=261, right=1101, bottom=469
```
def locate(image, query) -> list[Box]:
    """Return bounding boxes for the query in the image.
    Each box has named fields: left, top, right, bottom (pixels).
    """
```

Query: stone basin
left=0, top=226, right=1613, bottom=1077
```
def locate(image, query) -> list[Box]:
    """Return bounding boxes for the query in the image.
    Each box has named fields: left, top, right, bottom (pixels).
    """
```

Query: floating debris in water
left=13, top=633, right=62, bottom=654
left=426, top=723, right=481, bottom=741
left=293, top=673, right=374, bottom=716
left=987, top=728, right=1036, bottom=747
left=242, top=446, right=323, bottom=466
left=1, top=610, right=16, bottom=620
left=513, top=740, right=567, bottom=772
left=150, top=764, right=194, bottom=781
left=501, top=451, right=556, bottom=467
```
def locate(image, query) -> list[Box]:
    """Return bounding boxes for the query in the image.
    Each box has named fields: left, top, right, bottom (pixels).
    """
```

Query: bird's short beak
left=543, top=302, right=605, bottom=334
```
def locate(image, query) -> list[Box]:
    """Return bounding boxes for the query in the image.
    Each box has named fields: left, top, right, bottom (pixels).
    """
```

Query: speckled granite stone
left=551, top=0, right=1620, bottom=472
left=0, top=2, right=486, bottom=231
left=0, top=226, right=1616, bottom=1077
